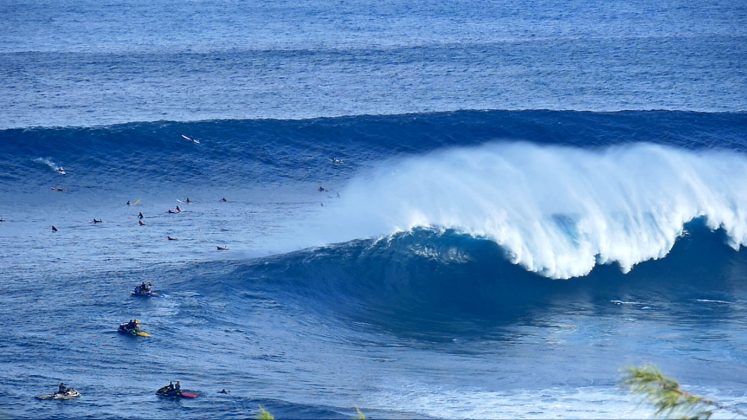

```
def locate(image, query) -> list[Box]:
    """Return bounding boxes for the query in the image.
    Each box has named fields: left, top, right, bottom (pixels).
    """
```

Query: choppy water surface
left=2, top=0, right=747, bottom=418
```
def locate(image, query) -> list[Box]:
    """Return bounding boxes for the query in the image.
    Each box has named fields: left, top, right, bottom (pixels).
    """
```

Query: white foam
left=368, top=383, right=747, bottom=419
left=33, top=157, right=59, bottom=171
left=313, top=142, right=747, bottom=279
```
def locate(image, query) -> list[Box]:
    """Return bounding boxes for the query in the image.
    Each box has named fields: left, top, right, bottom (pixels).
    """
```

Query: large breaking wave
left=1, top=110, right=746, bottom=279
left=314, top=142, right=747, bottom=278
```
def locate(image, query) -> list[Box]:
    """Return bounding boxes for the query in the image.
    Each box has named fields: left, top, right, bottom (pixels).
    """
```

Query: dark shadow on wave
left=233, top=219, right=747, bottom=341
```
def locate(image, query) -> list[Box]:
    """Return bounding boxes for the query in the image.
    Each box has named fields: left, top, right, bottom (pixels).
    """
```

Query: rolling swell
left=2, top=109, right=746, bottom=280
left=0, top=110, right=744, bottom=188
left=231, top=222, right=747, bottom=339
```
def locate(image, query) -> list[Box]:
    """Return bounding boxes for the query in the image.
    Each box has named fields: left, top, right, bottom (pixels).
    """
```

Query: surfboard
left=181, top=134, right=200, bottom=144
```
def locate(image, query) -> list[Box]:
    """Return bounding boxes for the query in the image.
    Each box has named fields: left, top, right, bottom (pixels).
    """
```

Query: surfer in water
left=167, top=236, right=177, bottom=240
left=217, top=245, right=228, bottom=251
left=91, top=218, right=102, bottom=224
left=220, top=197, right=228, bottom=202
left=52, top=225, right=58, bottom=232
left=138, top=220, right=145, bottom=226
left=138, top=212, right=143, bottom=219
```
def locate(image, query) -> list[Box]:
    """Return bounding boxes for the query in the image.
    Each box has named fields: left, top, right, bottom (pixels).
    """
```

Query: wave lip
left=318, top=142, right=747, bottom=279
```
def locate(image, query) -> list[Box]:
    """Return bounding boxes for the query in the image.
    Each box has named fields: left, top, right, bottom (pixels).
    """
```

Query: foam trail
left=33, top=157, right=60, bottom=172
left=313, top=142, right=747, bottom=279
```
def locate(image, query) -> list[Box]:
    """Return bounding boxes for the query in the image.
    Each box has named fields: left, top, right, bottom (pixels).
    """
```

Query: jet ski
left=36, top=389, right=81, bottom=400
left=132, top=290, right=159, bottom=297
left=118, top=321, right=151, bottom=337
left=131, top=286, right=158, bottom=297
left=156, top=385, right=198, bottom=399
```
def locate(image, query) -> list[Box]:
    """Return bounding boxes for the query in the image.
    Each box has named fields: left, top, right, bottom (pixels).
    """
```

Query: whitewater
left=2, top=0, right=747, bottom=418
left=2, top=110, right=747, bottom=419
left=316, top=142, right=747, bottom=279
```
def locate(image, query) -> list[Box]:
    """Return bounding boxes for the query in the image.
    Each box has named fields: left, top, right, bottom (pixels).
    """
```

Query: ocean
left=1, top=1, right=746, bottom=419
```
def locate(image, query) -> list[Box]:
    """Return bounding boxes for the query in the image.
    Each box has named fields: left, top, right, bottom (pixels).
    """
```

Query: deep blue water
left=2, top=1, right=747, bottom=419
left=2, top=0, right=746, bottom=127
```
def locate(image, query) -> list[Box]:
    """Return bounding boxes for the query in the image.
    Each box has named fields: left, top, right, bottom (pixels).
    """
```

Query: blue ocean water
left=1, top=1, right=747, bottom=419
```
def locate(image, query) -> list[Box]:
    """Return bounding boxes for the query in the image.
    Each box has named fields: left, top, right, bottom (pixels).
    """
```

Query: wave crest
left=315, top=142, right=747, bottom=279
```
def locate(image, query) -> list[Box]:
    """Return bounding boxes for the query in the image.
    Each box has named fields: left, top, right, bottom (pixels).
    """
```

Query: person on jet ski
left=57, top=383, right=68, bottom=394
left=134, top=282, right=152, bottom=295
left=159, top=381, right=178, bottom=395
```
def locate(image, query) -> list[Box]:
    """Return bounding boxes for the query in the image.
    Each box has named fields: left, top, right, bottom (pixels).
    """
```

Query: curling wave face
left=317, top=142, right=747, bottom=278
left=1, top=110, right=746, bottom=281
left=2, top=110, right=747, bottom=419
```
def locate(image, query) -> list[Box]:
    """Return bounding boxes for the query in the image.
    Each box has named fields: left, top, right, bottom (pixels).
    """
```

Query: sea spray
left=32, top=157, right=60, bottom=172
left=313, top=142, right=747, bottom=279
